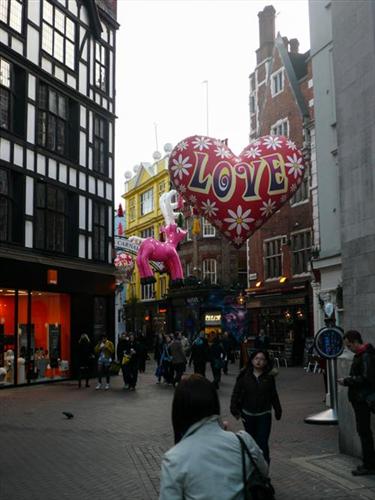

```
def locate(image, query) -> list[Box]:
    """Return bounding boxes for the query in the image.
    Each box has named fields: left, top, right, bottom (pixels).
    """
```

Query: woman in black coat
left=77, top=334, right=94, bottom=388
left=230, top=349, right=282, bottom=463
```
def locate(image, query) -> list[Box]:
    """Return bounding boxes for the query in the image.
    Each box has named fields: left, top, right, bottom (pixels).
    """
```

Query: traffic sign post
left=304, top=326, right=344, bottom=425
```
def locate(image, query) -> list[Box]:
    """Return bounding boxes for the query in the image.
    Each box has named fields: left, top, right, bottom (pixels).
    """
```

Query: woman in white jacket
left=159, top=374, right=268, bottom=500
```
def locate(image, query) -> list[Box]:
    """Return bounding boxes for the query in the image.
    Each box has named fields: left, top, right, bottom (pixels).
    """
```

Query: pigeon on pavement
left=62, top=411, right=74, bottom=419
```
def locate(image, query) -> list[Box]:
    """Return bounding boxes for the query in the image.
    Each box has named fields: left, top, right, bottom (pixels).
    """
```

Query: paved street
left=1, top=362, right=375, bottom=500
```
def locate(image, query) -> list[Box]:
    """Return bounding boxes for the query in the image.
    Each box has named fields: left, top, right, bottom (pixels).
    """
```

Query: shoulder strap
left=236, top=434, right=249, bottom=500
left=236, top=433, right=261, bottom=473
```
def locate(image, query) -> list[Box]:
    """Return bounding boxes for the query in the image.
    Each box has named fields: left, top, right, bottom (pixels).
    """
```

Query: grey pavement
left=1, top=362, right=375, bottom=499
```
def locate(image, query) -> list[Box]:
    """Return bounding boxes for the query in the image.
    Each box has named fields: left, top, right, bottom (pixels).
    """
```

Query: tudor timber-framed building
left=0, top=0, right=118, bottom=387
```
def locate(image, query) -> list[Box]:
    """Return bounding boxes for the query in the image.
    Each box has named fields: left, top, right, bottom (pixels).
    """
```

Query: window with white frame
left=203, top=218, right=215, bottom=237
left=186, top=262, right=191, bottom=277
left=0, top=0, right=23, bottom=33
left=158, top=181, right=166, bottom=198
left=141, top=283, right=154, bottom=300
left=140, top=188, right=153, bottom=216
left=290, top=173, right=309, bottom=205
left=42, top=1, right=75, bottom=70
left=291, top=230, right=311, bottom=275
left=271, top=118, right=289, bottom=137
left=250, top=94, right=256, bottom=114
left=186, top=217, right=192, bottom=241
left=264, top=237, right=284, bottom=279
left=271, top=69, right=284, bottom=96
left=94, top=41, right=107, bottom=92
left=140, top=226, right=154, bottom=239
left=202, top=259, right=217, bottom=284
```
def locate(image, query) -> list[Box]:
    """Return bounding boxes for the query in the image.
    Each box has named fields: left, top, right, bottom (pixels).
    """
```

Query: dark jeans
left=78, top=365, right=90, bottom=387
left=98, top=363, right=110, bottom=384
left=241, top=412, right=272, bottom=464
left=123, top=364, right=138, bottom=388
left=352, top=401, right=375, bottom=468
left=211, top=363, right=222, bottom=388
left=172, top=362, right=185, bottom=386
left=193, top=361, right=206, bottom=377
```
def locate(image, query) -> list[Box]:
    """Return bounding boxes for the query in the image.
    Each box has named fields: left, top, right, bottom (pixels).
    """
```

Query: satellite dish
left=133, top=164, right=140, bottom=173
left=153, top=151, right=162, bottom=160
left=164, top=143, right=173, bottom=153
left=124, top=171, right=132, bottom=180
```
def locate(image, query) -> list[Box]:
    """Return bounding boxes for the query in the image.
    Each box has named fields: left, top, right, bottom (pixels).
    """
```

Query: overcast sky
left=114, top=0, right=310, bottom=205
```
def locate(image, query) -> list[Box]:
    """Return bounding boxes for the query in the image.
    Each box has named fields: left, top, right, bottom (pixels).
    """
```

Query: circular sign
left=314, top=326, right=344, bottom=359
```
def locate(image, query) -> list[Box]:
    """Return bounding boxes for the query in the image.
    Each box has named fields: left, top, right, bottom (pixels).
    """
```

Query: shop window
left=291, top=230, right=311, bottom=275
left=93, top=296, right=106, bottom=341
left=37, top=82, right=79, bottom=160
left=0, top=168, right=24, bottom=244
left=0, top=289, right=16, bottom=386
left=92, top=201, right=107, bottom=262
left=202, top=258, right=217, bottom=284
left=42, top=0, right=75, bottom=70
left=35, top=182, right=78, bottom=254
left=29, top=292, right=71, bottom=383
left=202, top=218, right=215, bottom=237
left=0, top=0, right=23, bottom=33
left=264, top=237, right=283, bottom=279
left=93, top=114, right=108, bottom=175
left=140, top=188, right=153, bottom=216
left=94, top=41, right=107, bottom=92
left=0, top=57, right=26, bottom=136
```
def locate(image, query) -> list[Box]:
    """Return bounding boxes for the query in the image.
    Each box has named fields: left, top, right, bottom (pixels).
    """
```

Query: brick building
left=246, top=5, right=314, bottom=365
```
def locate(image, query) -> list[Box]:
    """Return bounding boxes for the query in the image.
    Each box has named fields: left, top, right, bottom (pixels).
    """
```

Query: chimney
left=256, top=5, right=276, bottom=64
left=289, top=38, right=300, bottom=54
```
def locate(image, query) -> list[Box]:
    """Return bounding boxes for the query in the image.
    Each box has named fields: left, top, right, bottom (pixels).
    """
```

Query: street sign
left=314, top=326, right=344, bottom=359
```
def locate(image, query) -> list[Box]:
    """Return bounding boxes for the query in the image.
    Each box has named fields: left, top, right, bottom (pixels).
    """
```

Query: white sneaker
left=95, top=383, right=102, bottom=390
left=105, top=383, right=110, bottom=390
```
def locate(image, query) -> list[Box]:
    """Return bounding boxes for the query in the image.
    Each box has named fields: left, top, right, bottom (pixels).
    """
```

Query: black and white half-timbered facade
left=0, top=0, right=118, bottom=386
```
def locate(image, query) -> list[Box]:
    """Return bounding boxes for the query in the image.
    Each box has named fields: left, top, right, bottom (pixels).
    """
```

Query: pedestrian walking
left=209, top=333, right=225, bottom=389
left=338, top=330, right=375, bottom=476
left=122, top=333, right=139, bottom=390
left=77, top=333, right=94, bottom=388
left=94, top=334, right=115, bottom=390
left=170, top=333, right=187, bottom=387
left=221, top=331, right=233, bottom=375
left=230, top=349, right=282, bottom=463
left=189, top=329, right=209, bottom=377
left=117, top=332, right=130, bottom=389
left=159, top=374, right=268, bottom=500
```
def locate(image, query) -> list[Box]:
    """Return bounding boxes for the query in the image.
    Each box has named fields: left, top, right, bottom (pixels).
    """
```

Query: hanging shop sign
left=205, top=312, right=222, bottom=325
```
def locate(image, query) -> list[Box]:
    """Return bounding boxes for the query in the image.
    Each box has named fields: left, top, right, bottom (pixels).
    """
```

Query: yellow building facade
left=122, top=155, right=171, bottom=307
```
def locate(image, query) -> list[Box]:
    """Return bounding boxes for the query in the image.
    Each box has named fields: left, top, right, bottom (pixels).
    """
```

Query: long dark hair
left=172, top=374, right=220, bottom=444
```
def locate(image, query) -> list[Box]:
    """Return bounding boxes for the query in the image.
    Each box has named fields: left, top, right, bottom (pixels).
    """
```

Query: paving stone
left=0, top=363, right=375, bottom=499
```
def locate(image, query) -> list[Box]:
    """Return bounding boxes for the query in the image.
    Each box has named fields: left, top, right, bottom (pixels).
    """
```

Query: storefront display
left=0, top=290, right=71, bottom=386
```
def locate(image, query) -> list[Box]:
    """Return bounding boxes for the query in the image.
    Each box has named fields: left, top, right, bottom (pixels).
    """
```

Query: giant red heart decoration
left=168, top=135, right=305, bottom=248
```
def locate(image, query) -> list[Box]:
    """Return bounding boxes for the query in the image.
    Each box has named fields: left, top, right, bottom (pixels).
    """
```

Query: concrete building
left=0, top=0, right=118, bottom=386
left=309, top=0, right=375, bottom=460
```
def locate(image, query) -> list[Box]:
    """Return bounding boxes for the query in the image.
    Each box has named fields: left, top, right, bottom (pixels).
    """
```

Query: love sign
left=168, top=135, right=305, bottom=248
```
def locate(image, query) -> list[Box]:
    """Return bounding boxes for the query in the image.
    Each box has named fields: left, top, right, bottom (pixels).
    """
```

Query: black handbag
left=236, top=434, right=275, bottom=500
